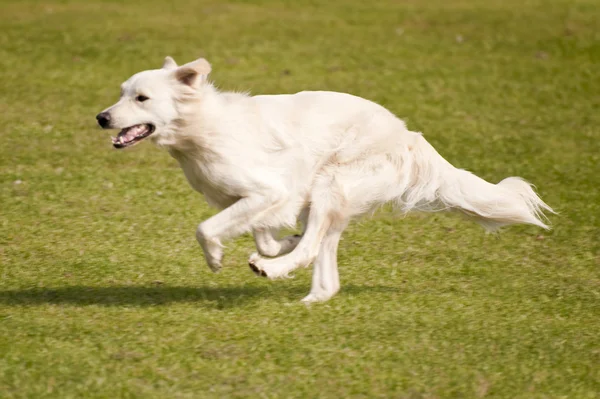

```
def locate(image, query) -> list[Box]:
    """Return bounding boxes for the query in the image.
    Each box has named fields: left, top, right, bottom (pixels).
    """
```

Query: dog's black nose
left=96, top=112, right=111, bottom=128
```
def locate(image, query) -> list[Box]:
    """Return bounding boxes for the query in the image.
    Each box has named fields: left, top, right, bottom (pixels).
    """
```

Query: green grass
left=1, top=0, right=599, bottom=397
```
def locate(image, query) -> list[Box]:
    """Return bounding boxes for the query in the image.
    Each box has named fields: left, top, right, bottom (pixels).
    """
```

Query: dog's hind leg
left=248, top=179, right=342, bottom=279
left=301, top=220, right=347, bottom=303
left=249, top=155, right=404, bottom=300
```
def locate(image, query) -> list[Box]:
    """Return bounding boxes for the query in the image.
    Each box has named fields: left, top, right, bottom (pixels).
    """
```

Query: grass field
left=1, top=0, right=599, bottom=397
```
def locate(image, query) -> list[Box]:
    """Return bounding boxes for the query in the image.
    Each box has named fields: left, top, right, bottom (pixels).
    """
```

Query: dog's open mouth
left=112, top=124, right=155, bottom=149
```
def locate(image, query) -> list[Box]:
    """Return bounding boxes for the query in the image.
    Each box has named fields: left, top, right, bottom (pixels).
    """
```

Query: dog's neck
left=154, top=83, right=226, bottom=154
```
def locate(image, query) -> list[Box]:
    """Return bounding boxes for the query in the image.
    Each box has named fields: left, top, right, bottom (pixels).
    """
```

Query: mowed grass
left=1, top=0, right=599, bottom=397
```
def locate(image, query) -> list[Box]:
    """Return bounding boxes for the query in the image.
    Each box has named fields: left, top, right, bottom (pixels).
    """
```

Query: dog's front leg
left=196, top=193, right=287, bottom=272
left=252, top=206, right=309, bottom=257
left=253, top=228, right=302, bottom=258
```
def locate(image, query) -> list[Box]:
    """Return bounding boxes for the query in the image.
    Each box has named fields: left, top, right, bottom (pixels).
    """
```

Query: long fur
left=98, top=57, right=554, bottom=302
left=395, top=134, right=553, bottom=230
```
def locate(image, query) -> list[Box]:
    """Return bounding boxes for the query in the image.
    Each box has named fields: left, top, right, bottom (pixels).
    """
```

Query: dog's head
left=96, top=56, right=211, bottom=149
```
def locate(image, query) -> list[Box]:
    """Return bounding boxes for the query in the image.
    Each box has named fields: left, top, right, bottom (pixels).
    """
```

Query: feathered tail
left=395, top=133, right=554, bottom=231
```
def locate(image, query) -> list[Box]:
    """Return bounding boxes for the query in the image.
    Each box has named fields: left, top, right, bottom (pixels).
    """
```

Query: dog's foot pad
left=249, top=261, right=267, bottom=277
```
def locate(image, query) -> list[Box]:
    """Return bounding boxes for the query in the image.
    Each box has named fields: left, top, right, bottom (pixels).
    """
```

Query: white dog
left=97, top=57, right=553, bottom=303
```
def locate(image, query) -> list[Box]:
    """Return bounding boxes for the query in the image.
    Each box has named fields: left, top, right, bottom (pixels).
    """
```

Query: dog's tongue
left=111, top=124, right=154, bottom=148
left=119, top=124, right=147, bottom=142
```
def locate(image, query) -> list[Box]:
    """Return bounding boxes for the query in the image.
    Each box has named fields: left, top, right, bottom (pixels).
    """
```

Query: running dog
left=96, top=56, right=553, bottom=303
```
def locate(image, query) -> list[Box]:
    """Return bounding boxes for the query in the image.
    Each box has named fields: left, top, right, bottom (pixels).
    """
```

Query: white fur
left=99, top=57, right=554, bottom=303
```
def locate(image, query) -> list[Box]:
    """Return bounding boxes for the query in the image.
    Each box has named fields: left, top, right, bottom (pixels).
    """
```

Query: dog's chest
left=174, top=155, right=238, bottom=209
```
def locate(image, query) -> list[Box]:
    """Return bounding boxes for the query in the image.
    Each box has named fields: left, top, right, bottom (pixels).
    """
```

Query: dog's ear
left=162, top=56, right=178, bottom=70
left=174, top=58, right=211, bottom=88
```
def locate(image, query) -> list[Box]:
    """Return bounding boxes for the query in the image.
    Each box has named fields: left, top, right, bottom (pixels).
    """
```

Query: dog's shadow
left=0, top=284, right=398, bottom=309
left=0, top=285, right=287, bottom=309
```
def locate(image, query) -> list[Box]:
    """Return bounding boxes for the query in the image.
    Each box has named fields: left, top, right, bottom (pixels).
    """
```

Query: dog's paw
left=203, top=245, right=223, bottom=273
left=196, top=231, right=223, bottom=273
left=301, top=292, right=334, bottom=304
left=248, top=253, right=293, bottom=279
left=247, top=253, right=266, bottom=277
left=248, top=262, right=267, bottom=277
left=206, top=257, right=222, bottom=273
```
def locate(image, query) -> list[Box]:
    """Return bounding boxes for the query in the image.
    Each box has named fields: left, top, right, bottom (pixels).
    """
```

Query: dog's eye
left=136, top=95, right=149, bottom=102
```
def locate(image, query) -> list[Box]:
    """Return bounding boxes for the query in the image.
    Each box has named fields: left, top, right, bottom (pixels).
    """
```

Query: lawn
left=1, top=0, right=599, bottom=397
